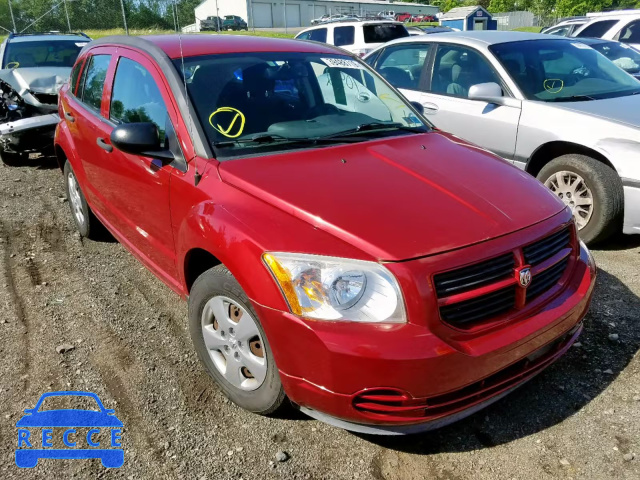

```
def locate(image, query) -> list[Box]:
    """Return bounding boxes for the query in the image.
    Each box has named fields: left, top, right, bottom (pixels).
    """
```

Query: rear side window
left=79, top=54, right=111, bottom=111
left=363, top=24, right=409, bottom=44
left=334, top=26, right=355, bottom=46
left=309, top=28, right=328, bottom=43
left=110, top=57, right=168, bottom=141
left=575, top=20, right=618, bottom=38
left=377, top=44, right=431, bottom=90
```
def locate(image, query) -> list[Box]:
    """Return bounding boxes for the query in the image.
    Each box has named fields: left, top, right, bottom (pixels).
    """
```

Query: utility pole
left=8, top=0, right=17, bottom=33
left=63, top=0, right=71, bottom=32
left=119, top=0, right=129, bottom=35
left=283, top=0, right=287, bottom=33
left=215, top=0, right=220, bottom=31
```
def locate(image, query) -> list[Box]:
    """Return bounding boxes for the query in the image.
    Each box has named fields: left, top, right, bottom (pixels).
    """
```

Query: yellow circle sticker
left=6, top=61, right=19, bottom=69
left=208, top=107, right=245, bottom=139
left=543, top=79, right=564, bottom=94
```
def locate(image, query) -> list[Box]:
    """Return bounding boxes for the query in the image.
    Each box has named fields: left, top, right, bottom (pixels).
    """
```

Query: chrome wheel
left=200, top=296, right=266, bottom=391
left=67, top=172, right=85, bottom=227
left=544, top=171, right=594, bottom=230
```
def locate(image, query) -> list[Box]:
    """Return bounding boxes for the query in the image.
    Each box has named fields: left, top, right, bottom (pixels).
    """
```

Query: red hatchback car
left=55, top=35, right=596, bottom=434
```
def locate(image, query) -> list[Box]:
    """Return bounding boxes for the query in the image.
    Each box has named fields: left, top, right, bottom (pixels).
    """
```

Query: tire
left=537, top=154, right=623, bottom=245
left=63, top=161, right=104, bottom=240
left=189, top=265, right=286, bottom=415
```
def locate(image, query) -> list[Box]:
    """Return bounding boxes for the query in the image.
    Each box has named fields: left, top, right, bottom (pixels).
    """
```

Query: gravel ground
left=0, top=156, right=638, bottom=480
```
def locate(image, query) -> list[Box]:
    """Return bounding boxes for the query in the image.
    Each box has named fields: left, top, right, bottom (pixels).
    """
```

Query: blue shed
left=439, top=6, right=497, bottom=31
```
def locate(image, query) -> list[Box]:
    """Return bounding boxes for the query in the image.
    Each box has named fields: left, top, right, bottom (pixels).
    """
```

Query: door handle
left=64, top=111, right=75, bottom=123
left=422, top=102, right=439, bottom=114
left=96, top=137, right=113, bottom=153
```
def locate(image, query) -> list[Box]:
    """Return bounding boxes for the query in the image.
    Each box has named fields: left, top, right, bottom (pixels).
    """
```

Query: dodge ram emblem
left=519, top=268, right=532, bottom=288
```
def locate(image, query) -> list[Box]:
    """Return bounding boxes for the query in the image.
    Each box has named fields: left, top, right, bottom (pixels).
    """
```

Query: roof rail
left=8, top=31, right=90, bottom=39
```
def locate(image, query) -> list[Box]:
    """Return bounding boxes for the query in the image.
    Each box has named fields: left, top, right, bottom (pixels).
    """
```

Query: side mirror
left=110, top=122, right=174, bottom=161
left=468, top=82, right=522, bottom=108
left=410, top=101, right=424, bottom=116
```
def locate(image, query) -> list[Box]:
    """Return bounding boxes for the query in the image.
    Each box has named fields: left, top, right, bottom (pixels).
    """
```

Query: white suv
left=295, top=21, right=409, bottom=57
left=572, top=12, right=640, bottom=50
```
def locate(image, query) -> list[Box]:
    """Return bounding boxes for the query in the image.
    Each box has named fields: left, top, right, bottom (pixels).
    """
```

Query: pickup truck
left=200, top=16, right=222, bottom=31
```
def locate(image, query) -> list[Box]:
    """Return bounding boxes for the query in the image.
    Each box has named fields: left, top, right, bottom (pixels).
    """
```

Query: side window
left=296, top=31, right=311, bottom=40
left=617, top=20, right=640, bottom=44
left=430, top=45, right=501, bottom=98
left=376, top=43, right=431, bottom=90
left=79, top=54, right=111, bottom=111
left=334, top=26, right=355, bottom=47
left=575, top=20, right=617, bottom=38
left=309, top=28, right=328, bottom=43
left=69, top=59, right=84, bottom=96
left=110, top=57, right=168, bottom=142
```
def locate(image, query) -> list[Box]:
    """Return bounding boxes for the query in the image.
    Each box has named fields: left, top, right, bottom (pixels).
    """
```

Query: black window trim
left=427, top=42, right=513, bottom=101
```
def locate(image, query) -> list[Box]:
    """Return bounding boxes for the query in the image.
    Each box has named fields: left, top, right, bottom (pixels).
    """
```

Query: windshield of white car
left=3, top=40, right=86, bottom=68
left=174, top=52, right=428, bottom=159
left=490, top=39, right=640, bottom=102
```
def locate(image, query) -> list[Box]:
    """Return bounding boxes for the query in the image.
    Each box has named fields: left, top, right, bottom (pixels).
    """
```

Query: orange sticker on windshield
left=543, top=79, right=563, bottom=94
left=209, top=107, right=245, bottom=138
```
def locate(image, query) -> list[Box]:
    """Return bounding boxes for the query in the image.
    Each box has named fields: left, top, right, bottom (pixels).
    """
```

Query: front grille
left=523, top=227, right=571, bottom=265
left=434, top=253, right=514, bottom=297
left=440, top=286, right=515, bottom=327
left=527, top=257, right=569, bottom=301
left=434, top=227, right=573, bottom=329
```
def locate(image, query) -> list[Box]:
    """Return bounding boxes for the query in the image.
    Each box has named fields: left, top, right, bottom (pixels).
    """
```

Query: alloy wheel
left=200, top=295, right=267, bottom=391
left=67, top=172, right=85, bottom=227
left=544, top=171, right=594, bottom=230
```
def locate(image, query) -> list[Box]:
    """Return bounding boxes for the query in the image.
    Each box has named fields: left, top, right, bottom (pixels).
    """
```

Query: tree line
left=401, top=0, right=640, bottom=18
left=0, top=0, right=203, bottom=33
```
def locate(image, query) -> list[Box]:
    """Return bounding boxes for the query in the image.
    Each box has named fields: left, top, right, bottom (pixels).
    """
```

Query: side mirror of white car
left=468, top=82, right=522, bottom=108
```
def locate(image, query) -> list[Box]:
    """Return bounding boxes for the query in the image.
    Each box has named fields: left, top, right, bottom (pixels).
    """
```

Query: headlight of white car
left=263, top=252, right=406, bottom=323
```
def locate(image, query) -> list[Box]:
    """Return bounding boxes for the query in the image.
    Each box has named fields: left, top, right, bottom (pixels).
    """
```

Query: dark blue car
left=15, top=391, right=123, bottom=468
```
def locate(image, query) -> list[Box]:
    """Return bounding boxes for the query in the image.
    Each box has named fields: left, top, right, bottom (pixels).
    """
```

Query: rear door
left=90, top=49, right=181, bottom=282
left=419, top=43, right=521, bottom=160
left=62, top=48, right=114, bottom=207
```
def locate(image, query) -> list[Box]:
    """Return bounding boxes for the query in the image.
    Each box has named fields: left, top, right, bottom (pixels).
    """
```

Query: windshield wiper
left=549, top=94, right=596, bottom=102
left=321, top=122, right=427, bottom=139
left=213, top=132, right=368, bottom=149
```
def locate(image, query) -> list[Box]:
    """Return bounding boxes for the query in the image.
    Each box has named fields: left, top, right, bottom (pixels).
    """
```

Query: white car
left=541, top=18, right=587, bottom=36
left=295, top=21, right=409, bottom=57
left=572, top=12, right=640, bottom=50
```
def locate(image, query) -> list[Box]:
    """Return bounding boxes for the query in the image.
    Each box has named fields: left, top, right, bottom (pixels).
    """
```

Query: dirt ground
left=0, top=156, right=638, bottom=480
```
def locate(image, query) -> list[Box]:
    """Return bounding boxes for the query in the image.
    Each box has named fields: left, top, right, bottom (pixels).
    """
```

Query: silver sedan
left=365, top=31, right=640, bottom=244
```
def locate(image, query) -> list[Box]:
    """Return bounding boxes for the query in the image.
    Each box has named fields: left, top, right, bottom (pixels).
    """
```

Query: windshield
left=589, top=41, right=640, bottom=75
left=363, top=24, right=409, bottom=44
left=175, top=52, right=428, bottom=159
left=3, top=40, right=86, bottom=68
left=490, top=39, right=640, bottom=102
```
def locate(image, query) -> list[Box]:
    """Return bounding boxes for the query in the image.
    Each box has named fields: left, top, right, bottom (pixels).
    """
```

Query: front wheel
left=189, top=265, right=286, bottom=414
left=537, top=154, right=623, bottom=245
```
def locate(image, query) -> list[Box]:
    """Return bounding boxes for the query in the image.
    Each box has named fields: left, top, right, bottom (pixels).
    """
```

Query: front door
left=90, top=50, right=179, bottom=282
left=420, top=43, right=521, bottom=160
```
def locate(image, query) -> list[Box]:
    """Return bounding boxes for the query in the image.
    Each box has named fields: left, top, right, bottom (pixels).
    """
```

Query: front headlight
left=263, top=252, right=406, bottom=323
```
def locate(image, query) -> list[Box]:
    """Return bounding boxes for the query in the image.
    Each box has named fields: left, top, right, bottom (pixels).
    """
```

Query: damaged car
left=0, top=32, right=90, bottom=163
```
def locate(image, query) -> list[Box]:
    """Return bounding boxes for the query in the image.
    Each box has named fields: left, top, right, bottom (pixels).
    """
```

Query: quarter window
left=69, top=59, right=84, bottom=96
left=334, top=26, right=355, bottom=47
left=79, top=54, right=111, bottom=111
left=617, top=20, right=640, bottom=44
left=110, top=57, right=168, bottom=141
left=430, top=45, right=500, bottom=98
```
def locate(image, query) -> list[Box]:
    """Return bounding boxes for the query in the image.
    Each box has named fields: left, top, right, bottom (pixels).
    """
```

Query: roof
left=8, top=33, right=89, bottom=43
left=372, top=30, right=573, bottom=49
left=440, top=6, right=487, bottom=20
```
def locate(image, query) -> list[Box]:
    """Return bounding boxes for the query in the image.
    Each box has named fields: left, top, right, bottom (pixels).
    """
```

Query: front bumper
left=253, top=224, right=596, bottom=432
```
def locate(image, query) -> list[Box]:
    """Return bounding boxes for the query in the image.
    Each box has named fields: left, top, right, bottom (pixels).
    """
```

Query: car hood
left=550, top=93, right=640, bottom=128
left=16, top=409, right=123, bottom=427
left=218, top=132, right=565, bottom=261
left=0, top=67, right=70, bottom=96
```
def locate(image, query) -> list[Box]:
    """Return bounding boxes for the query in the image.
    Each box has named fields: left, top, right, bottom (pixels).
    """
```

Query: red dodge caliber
left=55, top=35, right=596, bottom=434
